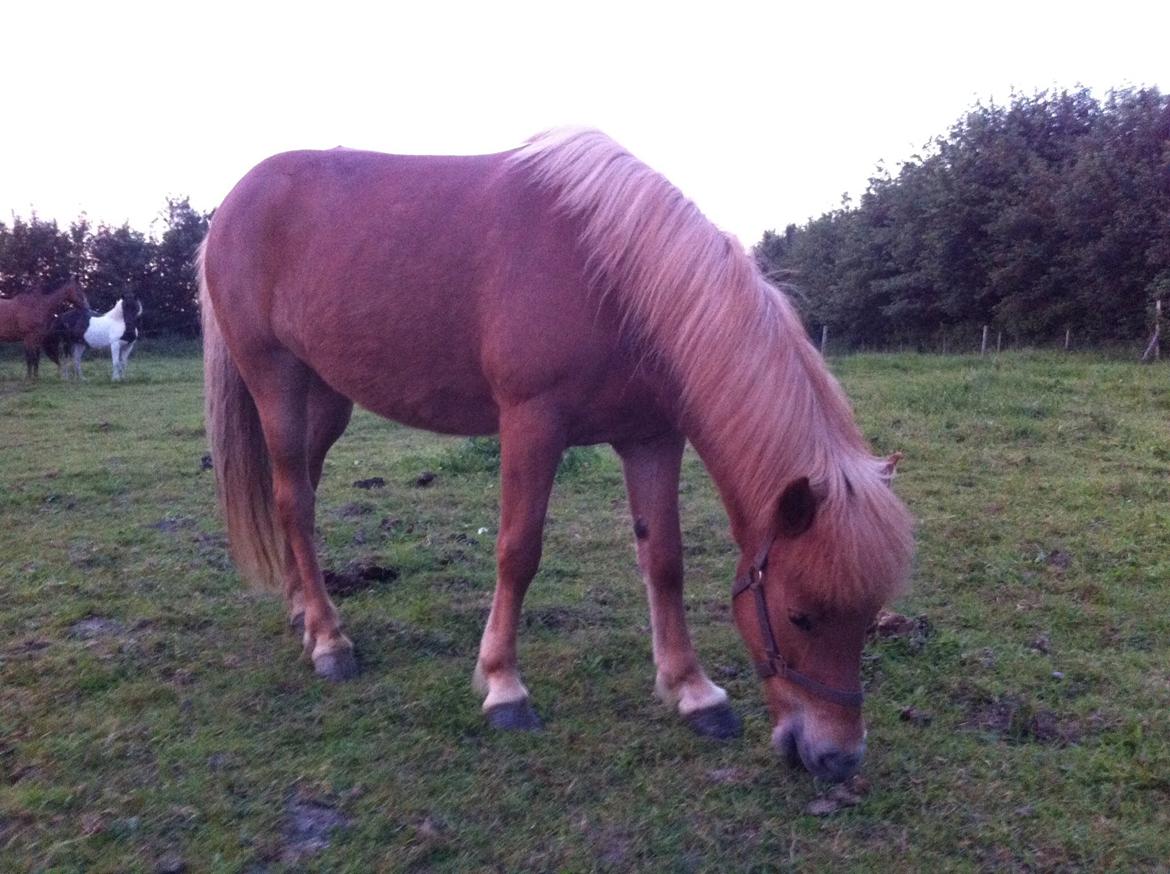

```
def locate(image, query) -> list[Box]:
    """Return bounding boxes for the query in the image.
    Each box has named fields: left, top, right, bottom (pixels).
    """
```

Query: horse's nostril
left=815, top=750, right=862, bottom=781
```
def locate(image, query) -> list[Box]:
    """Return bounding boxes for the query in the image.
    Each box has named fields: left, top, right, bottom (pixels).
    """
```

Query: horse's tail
left=199, top=238, right=285, bottom=591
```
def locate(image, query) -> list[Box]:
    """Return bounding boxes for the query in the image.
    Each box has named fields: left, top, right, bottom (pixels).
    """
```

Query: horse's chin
left=772, top=719, right=803, bottom=768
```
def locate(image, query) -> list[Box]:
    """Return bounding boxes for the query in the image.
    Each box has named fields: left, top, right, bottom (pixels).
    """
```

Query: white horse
left=53, top=294, right=144, bottom=380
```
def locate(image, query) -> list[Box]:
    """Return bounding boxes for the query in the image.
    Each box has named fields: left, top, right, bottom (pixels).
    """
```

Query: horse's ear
left=776, top=477, right=819, bottom=539
left=881, top=452, right=903, bottom=485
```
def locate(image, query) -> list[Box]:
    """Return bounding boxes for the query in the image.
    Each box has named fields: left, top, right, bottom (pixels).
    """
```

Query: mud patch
left=323, top=561, right=400, bottom=597
left=280, top=795, right=349, bottom=865
left=414, top=470, right=436, bottom=487
left=334, top=502, right=373, bottom=519
left=869, top=609, right=932, bottom=652
left=959, top=694, right=1091, bottom=745
left=805, top=775, right=871, bottom=816
left=68, top=617, right=127, bottom=639
left=352, top=477, right=386, bottom=490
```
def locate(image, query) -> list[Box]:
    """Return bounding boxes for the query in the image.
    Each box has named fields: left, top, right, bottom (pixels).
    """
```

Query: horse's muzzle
left=773, top=720, right=865, bottom=782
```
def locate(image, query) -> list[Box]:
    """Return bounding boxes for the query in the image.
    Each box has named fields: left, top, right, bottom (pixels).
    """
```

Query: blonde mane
left=511, top=129, right=914, bottom=607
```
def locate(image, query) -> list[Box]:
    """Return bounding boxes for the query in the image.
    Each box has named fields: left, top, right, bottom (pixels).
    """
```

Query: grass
left=1, top=345, right=1168, bottom=871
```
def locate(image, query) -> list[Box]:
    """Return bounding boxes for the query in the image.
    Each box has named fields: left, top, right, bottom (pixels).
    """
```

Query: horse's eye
left=789, top=613, right=813, bottom=632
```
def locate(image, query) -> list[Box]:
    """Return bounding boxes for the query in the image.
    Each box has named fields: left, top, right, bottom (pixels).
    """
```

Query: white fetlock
left=656, top=670, right=729, bottom=716
left=473, top=662, right=530, bottom=711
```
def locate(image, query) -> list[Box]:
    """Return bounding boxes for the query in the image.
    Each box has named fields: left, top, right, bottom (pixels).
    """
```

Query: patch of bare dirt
left=869, top=609, right=932, bottom=651
left=805, top=775, right=871, bottom=816
left=958, top=693, right=1099, bottom=746
left=280, top=794, right=349, bottom=865
left=68, top=617, right=127, bottom=639
left=323, top=561, right=400, bottom=597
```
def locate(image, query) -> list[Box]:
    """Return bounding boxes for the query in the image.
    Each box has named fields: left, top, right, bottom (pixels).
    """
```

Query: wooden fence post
left=981, top=325, right=988, bottom=357
left=1065, top=328, right=1071, bottom=351
left=996, top=331, right=1002, bottom=354
left=820, top=325, right=828, bottom=357
left=1142, top=299, right=1162, bottom=362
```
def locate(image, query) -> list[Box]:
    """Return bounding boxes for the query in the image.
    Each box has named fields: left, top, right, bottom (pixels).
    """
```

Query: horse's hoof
left=313, top=649, right=358, bottom=682
left=289, top=613, right=305, bottom=635
left=485, top=699, right=543, bottom=731
left=683, top=702, right=743, bottom=740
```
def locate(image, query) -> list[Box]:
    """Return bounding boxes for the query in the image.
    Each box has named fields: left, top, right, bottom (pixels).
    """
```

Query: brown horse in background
left=200, top=129, right=914, bottom=782
left=0, top=280, right=89, bottom=377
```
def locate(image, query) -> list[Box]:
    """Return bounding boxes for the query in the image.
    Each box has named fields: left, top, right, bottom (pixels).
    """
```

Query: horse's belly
left=83, top=324, right=108, bottom=348
left=349, top=376, right=500, bottom=435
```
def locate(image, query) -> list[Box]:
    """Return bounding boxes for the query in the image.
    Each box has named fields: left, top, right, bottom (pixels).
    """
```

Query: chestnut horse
left=200, top=129, right=914, bottom=781
left=0, top=280, right=89, bottom=378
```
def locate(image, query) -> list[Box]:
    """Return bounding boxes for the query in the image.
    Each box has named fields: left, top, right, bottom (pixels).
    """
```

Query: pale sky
left=2, top=0, right=1167, bottom=246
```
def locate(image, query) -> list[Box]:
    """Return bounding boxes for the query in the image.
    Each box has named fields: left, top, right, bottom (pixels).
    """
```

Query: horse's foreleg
left=616, top=434, right=741, bottom=740
left=71, top=345, right=85, bottom=380
left=110, top=343, right=122, bottom=380
left=473, top=406, right=563, bottom=730
left=251, top=360, right=356, bottom=681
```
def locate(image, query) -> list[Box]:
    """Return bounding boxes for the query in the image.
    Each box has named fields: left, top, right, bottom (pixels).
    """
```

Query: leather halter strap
left=731, top=532, right=865, bottom=711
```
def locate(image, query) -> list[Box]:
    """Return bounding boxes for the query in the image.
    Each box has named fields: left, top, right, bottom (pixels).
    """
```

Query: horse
left=199, top=129, right=915, bottom=782
left=0, top=280, right=89, bottom=378
left=47, top=293, right=144, bottom=380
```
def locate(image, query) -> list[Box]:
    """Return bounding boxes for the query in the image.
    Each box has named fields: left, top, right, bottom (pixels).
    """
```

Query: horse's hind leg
left=473, top=405, right=564, bottom=730
left=23, top=341, right=39, bottom=379
left=615, top=433, right=741, bottom=740
left=247, top=355, right=357, bottom=680
left=283, top=376, right=354, bottom=631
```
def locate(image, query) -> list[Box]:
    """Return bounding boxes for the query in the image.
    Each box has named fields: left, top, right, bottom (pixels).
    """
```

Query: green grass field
left=2, top=346, right=1168, bottom=872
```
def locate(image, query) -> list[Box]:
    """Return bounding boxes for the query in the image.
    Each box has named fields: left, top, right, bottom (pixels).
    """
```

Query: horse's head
left=732, top=455, right=912, bottom=782
left=61, top=280, right=89, bottom=310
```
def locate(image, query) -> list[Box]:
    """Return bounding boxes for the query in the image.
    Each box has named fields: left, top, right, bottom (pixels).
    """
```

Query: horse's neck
left=682, top=332, right=864, bottom=547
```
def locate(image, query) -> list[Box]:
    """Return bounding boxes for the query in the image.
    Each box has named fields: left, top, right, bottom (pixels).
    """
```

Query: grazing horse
left=48, top=294, right=144, bottom=380
left=200, top=129, right=914, bottom=781
left=0, top=280, right=89, bottom=377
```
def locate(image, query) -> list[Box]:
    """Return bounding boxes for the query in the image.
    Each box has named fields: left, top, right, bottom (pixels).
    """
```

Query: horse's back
left=203, top=148, right=661, bottom=439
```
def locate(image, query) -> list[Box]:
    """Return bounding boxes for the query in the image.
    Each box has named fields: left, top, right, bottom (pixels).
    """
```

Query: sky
left=2, top=0, right=1167, bottom=246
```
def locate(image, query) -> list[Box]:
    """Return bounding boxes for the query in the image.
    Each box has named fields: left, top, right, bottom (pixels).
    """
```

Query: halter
left=730, top=531, right=865, bottom=710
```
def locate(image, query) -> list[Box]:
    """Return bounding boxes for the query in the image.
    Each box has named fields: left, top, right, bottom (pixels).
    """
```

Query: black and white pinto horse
left=48, top=294, right=143, bottom=380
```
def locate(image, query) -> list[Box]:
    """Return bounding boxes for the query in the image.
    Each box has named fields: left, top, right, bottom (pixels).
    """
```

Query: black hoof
left=485, top=699, right=543, bottom=731
left=684, top=702, right=743, bottom=740
left=313, top=649, right=358, bottom=682
left=289, top=613, right=305, bottom=635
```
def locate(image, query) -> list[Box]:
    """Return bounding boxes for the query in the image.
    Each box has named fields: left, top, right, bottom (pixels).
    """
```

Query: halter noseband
left=731, top=532, right=865, bottom=710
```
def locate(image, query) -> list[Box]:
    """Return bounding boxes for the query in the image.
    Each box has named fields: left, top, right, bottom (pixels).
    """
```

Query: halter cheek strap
left=731, top=533, right=865, bottom=711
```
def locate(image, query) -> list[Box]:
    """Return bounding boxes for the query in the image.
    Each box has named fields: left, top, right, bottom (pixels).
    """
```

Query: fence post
left=1065, top=328, right=1071, bottom=351
left=996, top=331, right=1002, bottom=354
left=981, top=325, right=988, bottom=357
left=1142, top=299, right=1162, bottom=363
left=820, top=325, right=828, bottom=357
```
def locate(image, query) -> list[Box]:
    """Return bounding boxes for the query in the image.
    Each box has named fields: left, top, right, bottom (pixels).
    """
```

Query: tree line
left=754, top=87, right=1170, bottom=349
left=0, top=198, right=210, bottom=336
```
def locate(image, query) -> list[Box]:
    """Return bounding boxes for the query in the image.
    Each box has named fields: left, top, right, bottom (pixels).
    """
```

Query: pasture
left=1, top=346, right=1168, bottom=871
